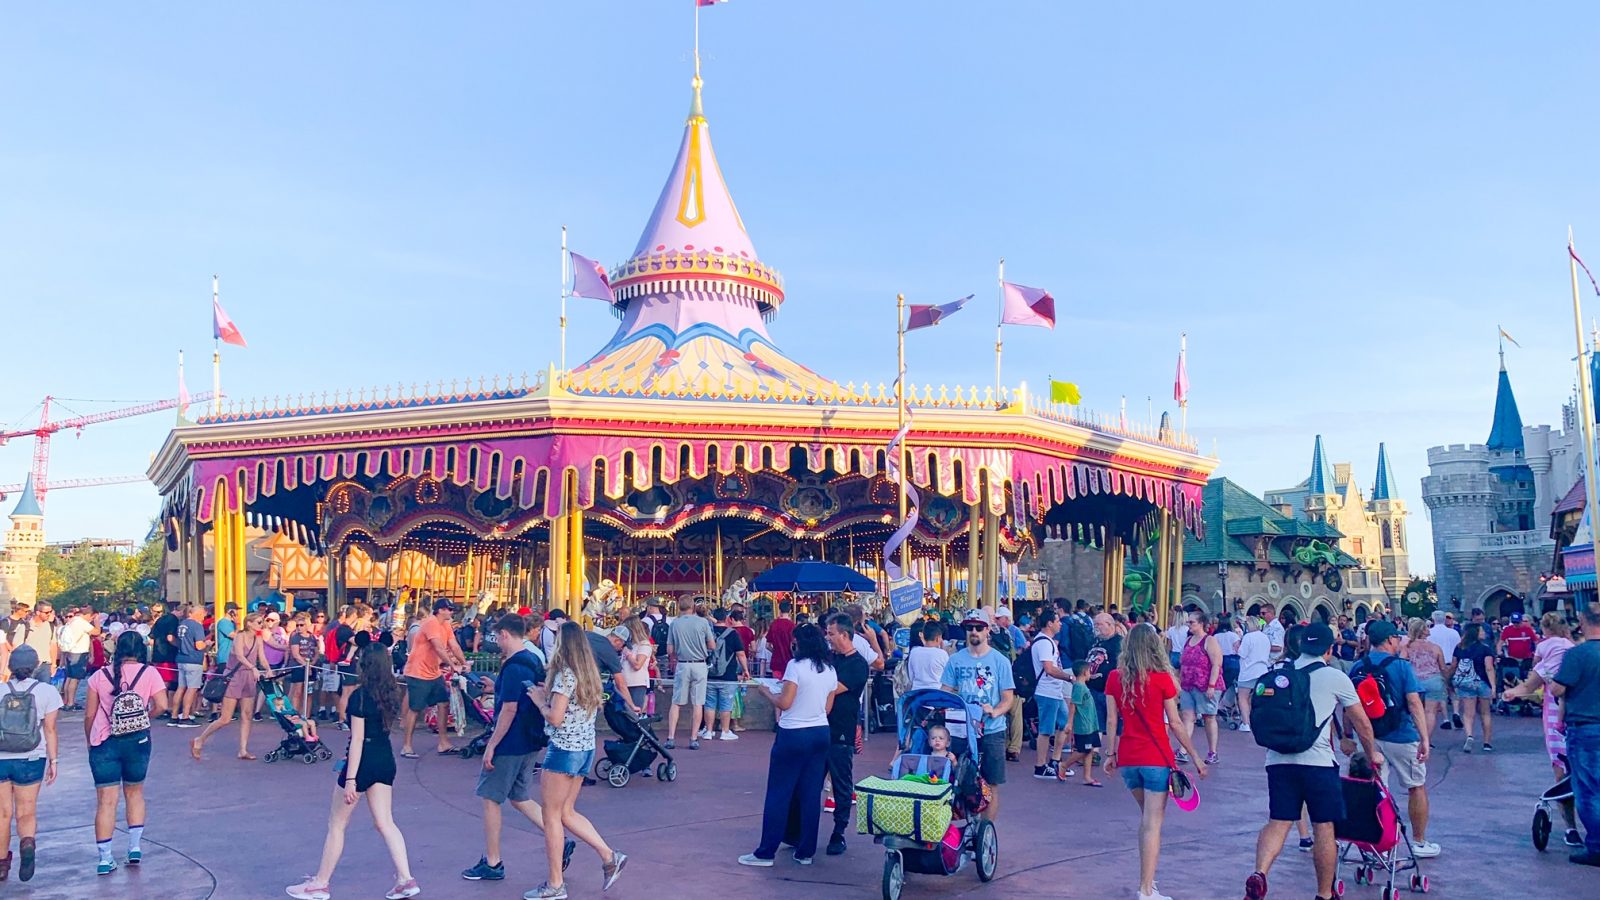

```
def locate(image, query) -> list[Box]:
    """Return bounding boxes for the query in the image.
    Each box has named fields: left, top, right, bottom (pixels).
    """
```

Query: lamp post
left=1217, top=561, right=1228, bottom=613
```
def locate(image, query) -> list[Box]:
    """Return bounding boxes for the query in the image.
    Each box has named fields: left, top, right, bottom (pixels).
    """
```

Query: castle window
left=1381, top=522, right=1392, bottom=549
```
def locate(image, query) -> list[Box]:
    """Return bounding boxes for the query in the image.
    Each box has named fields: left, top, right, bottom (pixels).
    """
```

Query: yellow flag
left=1050, top=379, right=1082, bottom=405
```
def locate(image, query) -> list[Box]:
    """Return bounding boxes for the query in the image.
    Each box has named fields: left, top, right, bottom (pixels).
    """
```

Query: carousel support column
left=1152, top=510, right=1172, bottom=627
left=567, top=476, right=585, bottom=610
left=1168, top=517, right=1186, bottom=615
left=966, top=504, right=981, bottom=606
left=714, top=524, right=725, bottom=594
left=1100, top=529, right=1114, bottom=611
left=210, top=496, right=229, bottom=624
left=981, top=500, right=1000, bottom=612
left=190, top=520, right=206, bottom=617
left=549, top=512, right=568, bottom=613
left=1106, top=533, right=1125, bottom=616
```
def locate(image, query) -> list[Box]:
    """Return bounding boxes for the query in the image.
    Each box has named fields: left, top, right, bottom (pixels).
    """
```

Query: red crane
left=0, top=393, right=216, bottom=507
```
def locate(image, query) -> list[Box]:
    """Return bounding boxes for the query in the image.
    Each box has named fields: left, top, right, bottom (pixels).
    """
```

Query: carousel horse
left=581, top=579, right=626, bottom=627
left=721, top=577, right=749, bottom=608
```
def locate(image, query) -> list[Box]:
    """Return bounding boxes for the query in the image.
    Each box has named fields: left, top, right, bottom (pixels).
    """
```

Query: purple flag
left=569, top=251, right=615, bottom=302
left=906, top=295, right=972, bottom=331
left=1000, top=281, right=1056, bottom=329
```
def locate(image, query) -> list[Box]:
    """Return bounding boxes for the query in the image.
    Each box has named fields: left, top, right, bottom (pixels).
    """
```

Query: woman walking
left=286, top=644, right=419, bottom=900
left=1449, top=623, right=1498, bottom=752
left=528, top=620, right=627, bottom=899
left=1102, top=624, right=1207, bottom=900
left=1175, top=610, right=1224, bottom=765
left=83, top=631, right=167, bottom=875
left=619, top=617, right=653, bottom=715
left=1400, top=618, right=1447, bottom=733
left=0, top=645, right=58, bottom=883
left=1235, top=616, right=1271, bottom=734
left=738, top=623, right=838, bottom=868
left=191, top=612, right=273, bottom=761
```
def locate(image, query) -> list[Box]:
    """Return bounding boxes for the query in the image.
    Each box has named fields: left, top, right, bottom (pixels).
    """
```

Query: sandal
left=190, top=738, right=203, bottom=760
left=237, top=752, right=258, bottom=761
left=0, top=851, right=11, bottom=881
left=400, top=750, right=420, bottom=759
left=1081, top=779, right=1105, bottom=787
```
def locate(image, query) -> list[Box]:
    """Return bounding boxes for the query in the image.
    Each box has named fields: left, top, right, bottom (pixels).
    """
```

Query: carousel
left=148, top=65, right=1217, bottom=630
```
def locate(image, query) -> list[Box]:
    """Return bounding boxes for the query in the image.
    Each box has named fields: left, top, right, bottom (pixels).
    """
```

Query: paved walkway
left=9, top=710, right=1597, bottom=899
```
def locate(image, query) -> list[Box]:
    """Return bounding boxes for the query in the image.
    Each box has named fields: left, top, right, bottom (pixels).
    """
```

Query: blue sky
left=5, top=3, right=1600, bottom=576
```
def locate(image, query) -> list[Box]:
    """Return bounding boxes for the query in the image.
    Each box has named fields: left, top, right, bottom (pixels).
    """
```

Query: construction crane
left=0, top=392, right=216, bottom=507
left=0, top=475, right=149, bottom=504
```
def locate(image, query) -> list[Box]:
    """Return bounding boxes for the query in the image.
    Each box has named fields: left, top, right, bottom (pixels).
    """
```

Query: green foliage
left=35, top=520, right=164, bottom=610
left=1400, top=577, right=1437, bottom=619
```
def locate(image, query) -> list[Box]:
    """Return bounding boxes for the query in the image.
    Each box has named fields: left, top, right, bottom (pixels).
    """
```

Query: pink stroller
left=1333, top=775, right=1429, bottom=897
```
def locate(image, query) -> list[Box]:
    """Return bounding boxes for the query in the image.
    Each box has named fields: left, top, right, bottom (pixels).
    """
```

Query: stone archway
left=1479, top=587, right=1522, bottom=619
left=1311, top=601, right=1335, bottom=623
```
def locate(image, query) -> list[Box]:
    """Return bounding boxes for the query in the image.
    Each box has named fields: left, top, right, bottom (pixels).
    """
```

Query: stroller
left=424, top=672, right=494, bottom=745
left=259, top=674, right=335, bottom=765
left=1493, top=658, right=1539, bottom=718
left=455, top=675, right=500, bottom=758
left=869, top=671, right=899, bottom=734
left=1334, top=771, right=1429, bottom=897
left=594, top=698, right=676, bottom=787
left=857, top=688, right=998, bottom=900
left=1532, top=756, right=1576, bottom=851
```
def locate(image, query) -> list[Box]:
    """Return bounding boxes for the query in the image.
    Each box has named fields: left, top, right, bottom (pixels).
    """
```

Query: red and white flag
left=213, top=296, right=248, bottom=347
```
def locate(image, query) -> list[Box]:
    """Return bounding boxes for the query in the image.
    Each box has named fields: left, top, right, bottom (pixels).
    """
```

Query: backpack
left=1011, top=636, right=1052, bottom=701
left=649, top=617, right=671, bottom=656
left=1350, top=655, right=1404, bottom=739
left=0, top=682, right=43, bottom=754
left=1451, top=651, right=1486, bottom=691
left=1249, top=660, right=1331, bottom=754
left=503, top=651, right=549, bottom=751
left=1065, top=616, right=1092, bottom=664
left=107, top=665, right=153, bottom=737
left=708, top=627, right=735, bottom=679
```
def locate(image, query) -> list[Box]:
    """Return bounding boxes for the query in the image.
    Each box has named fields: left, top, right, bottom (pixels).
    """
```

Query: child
left=894, top=723, right=959, bottom=777
left=265, top=688, right=320, bottom=745
left=1060, top=661, right=1103, bottom=786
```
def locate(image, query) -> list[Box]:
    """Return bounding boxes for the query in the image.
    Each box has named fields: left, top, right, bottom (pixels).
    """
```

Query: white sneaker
left=719, top=730, right=739, bottom=741
left=1137, top=888, right=1172, bottom=900
left=1238, top=722, right=1251, bottom=733
left=697, top=729, right=713, bottom=740
left=736, top=854, right=773, bottom=867
left=1410, top=839, right=1441, bottom=858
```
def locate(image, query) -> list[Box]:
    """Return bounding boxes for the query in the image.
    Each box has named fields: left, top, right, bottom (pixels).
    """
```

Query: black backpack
left=1011, top=636, right=1051, bottom=701
left=1249, top=660, right=1331, bottom=754
left=650, top=617, right=671, bottom=657
left=503, top=651, right=549, bottom=751
left=1350, top=655, right=1405, bottom=739
left=1065, top=616, right=1092, bottom=664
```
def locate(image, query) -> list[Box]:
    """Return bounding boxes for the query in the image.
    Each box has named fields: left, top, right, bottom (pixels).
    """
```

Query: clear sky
left=5, top=3, right=1600, bottom=576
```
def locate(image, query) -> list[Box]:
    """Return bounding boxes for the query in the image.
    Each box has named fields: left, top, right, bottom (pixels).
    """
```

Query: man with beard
left=1084, top=613, right=1122, bottom=741
left=940, top=610, right=1015, bottom=820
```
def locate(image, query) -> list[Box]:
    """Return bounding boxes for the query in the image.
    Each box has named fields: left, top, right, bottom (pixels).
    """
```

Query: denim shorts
left=544, top=746, right=595, bottom=777
left=1179, top=688, right=1218, bottom=715
left=1417, top=675, right=1446, bottom=703
left=0, top=758, right=47, bottom=786
left=89, top=732, right=152, bottom=787
left=1119, top=764, right=1170, bottom=793
left=1455, top=679, right=1493, bottom=700
left=706, top=681, right=738, bottom=713
left=1035, top=694, right=1069, bottom=734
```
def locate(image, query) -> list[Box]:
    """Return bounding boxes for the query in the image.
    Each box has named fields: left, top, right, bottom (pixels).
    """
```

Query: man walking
left=699, top=608, right=749, bottom=742
left=172, top=605, right=209, bottom=727
left=940, top=611, right=1015, bottom=820
left=401, top=597, right=468, bottom=758
left=1348, top=621, right=1437, bottom=858
left=56, top=606, right=100, bottom=710
left=1260, top=603, right=1285, bottom=661
left=461, top=614, right=575, bottom=882
left=823, top=613, right=869, bottom=856
left=1085, top=613, right=1122, bottom=739
left=767, top=601, right=795, bottom=678
left=1553, top=603, right=1600, bottom=867
left=147, top=601, right=179, bottom=717
left=664, top=597, right=715, bottom=750
left=1245, top=622, right=1382, bottom=900
left=1029, top=609, right=1074, bottom=779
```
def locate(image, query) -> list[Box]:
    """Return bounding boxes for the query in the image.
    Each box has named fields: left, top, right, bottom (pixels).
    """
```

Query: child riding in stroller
left=594, top=697, right=677, bottom=788
left=855, top=688, right=999, bottom=900
left=260, top=673, right=335, bottom=764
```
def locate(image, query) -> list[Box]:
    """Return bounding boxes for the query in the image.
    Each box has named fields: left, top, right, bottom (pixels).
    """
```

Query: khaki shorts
left=1377, top=739, right=1427, bottom=789
left=673, top=661, right=708, bottom=706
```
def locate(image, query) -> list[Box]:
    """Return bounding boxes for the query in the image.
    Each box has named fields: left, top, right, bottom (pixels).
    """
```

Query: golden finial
left=688, top=73, right=705, bottom=123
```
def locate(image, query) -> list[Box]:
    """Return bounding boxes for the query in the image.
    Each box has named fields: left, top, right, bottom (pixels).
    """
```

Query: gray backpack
left=0, top=682, right=42, bottom=754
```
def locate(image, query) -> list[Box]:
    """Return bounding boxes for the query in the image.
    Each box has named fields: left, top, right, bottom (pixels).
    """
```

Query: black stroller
left=259, top=675, right=335, bottom=765
left=455, top=675, right=500, bottom=759
left=594, top=699, right=676, bottom=787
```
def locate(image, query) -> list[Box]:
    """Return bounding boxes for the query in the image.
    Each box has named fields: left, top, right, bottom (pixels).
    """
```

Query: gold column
left=1106, top=534, right=1125, bottom=613
left=211, top=494, right=228, bottom=624
left=714, top=524, right=725, bottom=593
left=549, top=509, right=568, bottom=612
left=1153, top=510, right=1171, bottom=626
left=567, top=479, right=585, bottom=609
left=1100, top=529, right=1115, bottom=610
left=966, top=504, right=981, bottom=606
left=981, top=502, right=1000, bottom=611
left=1169, top=517, right=1186, bottom=613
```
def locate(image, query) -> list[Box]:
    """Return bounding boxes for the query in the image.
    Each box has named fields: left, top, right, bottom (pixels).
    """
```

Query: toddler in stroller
left=595, top=698, right=676, bottom=788
left=260, top=675, right=334, bottom=764
left=452, top=674, right=500, bottom=758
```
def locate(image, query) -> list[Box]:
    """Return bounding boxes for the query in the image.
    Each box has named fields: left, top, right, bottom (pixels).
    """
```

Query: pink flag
left=1174, top=334, right=1189, bottom=406
left=569, top=251, right=616, bottom=302
left=697, top=0, right=727, bottom=6
left=1573, top=244, right=1600, bottom=296
left=213, top=297, right=247, bottom=347
left=1000, top=281, right=1055, bottom=329
left=906, top=295, right=972, bottom=331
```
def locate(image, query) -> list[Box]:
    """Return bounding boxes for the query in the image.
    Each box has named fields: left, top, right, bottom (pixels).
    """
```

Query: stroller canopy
left=896, top=688, right=983, bottom=759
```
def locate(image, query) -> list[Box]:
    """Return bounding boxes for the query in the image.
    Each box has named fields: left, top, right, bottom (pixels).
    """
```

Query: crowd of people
left=0, top=589, right=1597, bottom=899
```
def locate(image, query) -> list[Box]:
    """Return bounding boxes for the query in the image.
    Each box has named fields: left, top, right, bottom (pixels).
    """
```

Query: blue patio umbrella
left=749, top=560, right=876, bottom=593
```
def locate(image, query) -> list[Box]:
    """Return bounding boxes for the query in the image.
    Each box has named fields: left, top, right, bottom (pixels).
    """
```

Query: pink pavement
left=15, top=713, right=1594, bottom=899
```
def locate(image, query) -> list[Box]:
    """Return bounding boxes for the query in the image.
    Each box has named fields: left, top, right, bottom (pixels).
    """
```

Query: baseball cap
left=8, top=644, right=38, bottom=673
left=1299, top=622, right=1336, bottom=654
left=1510, top=612, right=1525, bottom=623
left=995, top=606, right=1013, bottom=620
left=608, top=625, right=632, bottom=642
left=433, top=597, right=458, bottom=613
left=960, top=608, right=992, bottom=627
left=1365, top=621, right=1401, bottom=646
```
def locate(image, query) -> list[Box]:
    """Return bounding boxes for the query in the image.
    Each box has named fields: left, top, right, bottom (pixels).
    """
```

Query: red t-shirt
left=1105, top=669, right=1178, bottom=768
left=1502, top=623, right=1536, bottom=660
left=767, top=617, right=796, bottom=678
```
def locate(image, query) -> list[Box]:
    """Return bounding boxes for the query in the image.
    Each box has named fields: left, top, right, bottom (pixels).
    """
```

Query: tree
left=1400, top=577, right=1437, bottom=619
left=34, top=521, right=165, bottom=610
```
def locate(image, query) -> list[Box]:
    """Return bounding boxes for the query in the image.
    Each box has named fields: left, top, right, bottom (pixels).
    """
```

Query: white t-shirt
left=1215, top=630, right=1241, bottom=657
left=1030, top=633, right=1068, bottom=700
left=1238, top=631, right=1272, bottom=682
left=776, top=659, right=838, bottom=729
left=0, top=678, right=63, bottom=760
left=1165, top=624, right=1188, bottom=654
left=906, top=645, right=949, bottom=691
left=58, top=617, right=95, bottom=654
left=1429, top=624, right=1461, bottom=661
left=1263, top=657, right=1358, bottom=768
left=1264, top=620, right=1287, bottom=659
left=620, top=643, right=652, bottom=688
left=852, top=634, right=880, bottom=669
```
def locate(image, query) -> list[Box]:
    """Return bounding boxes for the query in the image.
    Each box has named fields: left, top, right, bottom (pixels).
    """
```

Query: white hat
left=995, top=606, right=1013, bottom=620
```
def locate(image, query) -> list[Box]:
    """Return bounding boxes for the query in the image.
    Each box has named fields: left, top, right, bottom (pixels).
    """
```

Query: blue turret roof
left=1486, top=365, right=1525, bottom=453
left=9, top=474, right=41, bottom=518
left=1308, top=434, right=1335, bottom=495
left=1372, top=443, right=1395, bottom=501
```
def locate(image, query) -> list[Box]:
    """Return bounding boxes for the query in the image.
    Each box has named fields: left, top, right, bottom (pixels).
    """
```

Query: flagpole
left=560, top=225, right=569, bottom=376
left=1179, top=332, right=1188, bottom=437
left=1569, top=229, right=1600, bottom=587
left=694, top=0, right=701, bottom=77
left=211, top=275, right=222, bottom=417
left=897, top=293, right=910, bottom=579
left=995, top=258, right=1004, bottom=399
left=177, top=350, right=187, bottom=423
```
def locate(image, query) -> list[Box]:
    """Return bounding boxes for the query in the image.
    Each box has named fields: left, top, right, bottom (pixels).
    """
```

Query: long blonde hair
left=1116, top=623, right=1173, bottom=704
left=623, top=615, right=650, bottom=648
left=1541, top=612, right=1570, bottom=641
left=1406, top=617, right=1428, bottom=644
left=549, top=621, right=603, bottom=712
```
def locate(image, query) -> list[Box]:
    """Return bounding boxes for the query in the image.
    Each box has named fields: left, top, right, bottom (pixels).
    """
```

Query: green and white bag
left=855, top=776, right=954, bottom=843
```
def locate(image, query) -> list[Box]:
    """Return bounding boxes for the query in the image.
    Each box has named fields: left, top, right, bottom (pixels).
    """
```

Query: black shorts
left=336, top=752, right=396, bottom=793
left=339, top=664, right=359, bottom=688
left=1072, top=732, right=1102, bottom=753
left=978, top=730, right=1008, bottom=785
left=286, top=666, right=309, bottom=684
left=1266, top=763, right=1345, bottom=824
left=62, top=652, right=90, bottom=679
left=406, top=676, right=449, bottom=711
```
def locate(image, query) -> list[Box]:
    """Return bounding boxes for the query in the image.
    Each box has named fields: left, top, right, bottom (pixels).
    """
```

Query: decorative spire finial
left=689, top=73, right=704, bottom=122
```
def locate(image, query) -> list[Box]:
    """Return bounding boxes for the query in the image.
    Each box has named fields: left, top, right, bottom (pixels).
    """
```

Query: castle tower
left=1485, top=359, right=1538, bottom=533
left=1303, top=434, right=1339, bottom=523
left=1370, top=442, right=1410, bottom=600
left=567, top=72, right=836, bottom=398
left=0, top=475, right=46, bottom=612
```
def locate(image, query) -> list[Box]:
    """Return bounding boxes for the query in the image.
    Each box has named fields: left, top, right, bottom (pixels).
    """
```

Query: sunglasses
left=964, top=623, right=989, bottom=632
